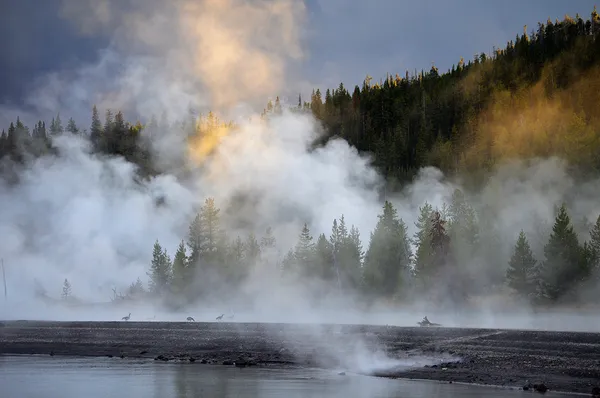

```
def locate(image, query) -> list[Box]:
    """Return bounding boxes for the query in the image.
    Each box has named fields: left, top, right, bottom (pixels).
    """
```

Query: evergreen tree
left=314, top=233, right=334, bottom=280
left=245, top=233, right=261, bottom=265
left=62, top=278, right=72, bottom=299
left=429, top=210, right=450, bottom=271
left=294, top=223, right=316, bottom=274
left=447, top=189, right=479, bottom=262
left=227, top=236, right=246, bottom=282
left=539, top=204, right=585, bottom=301
left=90, top=105, right=103, bottom=148
left=147, top=240, right=172, bottom=294
left=588, top=214, right=600, bottom=272
left=260, top=226, right=276, bottom=249
left=187, top=213, right=202, bottom=268
left=186, top=198, right=226, bottom=275
left=128, top=277, right=145, bottom=297
left=330, top=216, right=363, bottom=290
left=413, top=202, right=434, bottom=283
left=363, top=201, right=412, bottom=297
left=66, top=118, right=79, bottom=134
left=341, top=224, right=364, bottom=289
left=506, top=230, right=538, bottom=298
left=171, top=240, right=188, bottom=294
left=50, top=113, right=63, bottom=135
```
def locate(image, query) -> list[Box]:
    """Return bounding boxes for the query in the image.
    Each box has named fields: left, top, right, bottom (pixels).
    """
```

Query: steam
left=0, top=0, right=598, bottom=363
left=49, top=0, right=305, bottom=119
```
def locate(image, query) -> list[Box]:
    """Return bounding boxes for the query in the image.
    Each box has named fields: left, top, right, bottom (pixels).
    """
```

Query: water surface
left=0, top=356, right=572, bottom=398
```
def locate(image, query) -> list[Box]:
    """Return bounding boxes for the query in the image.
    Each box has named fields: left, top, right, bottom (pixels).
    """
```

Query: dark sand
left=1, top=320, right=599, bottom=395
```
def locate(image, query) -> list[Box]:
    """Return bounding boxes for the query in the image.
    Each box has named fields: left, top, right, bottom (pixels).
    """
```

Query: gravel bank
left=1, top=320, right=599, bottom=395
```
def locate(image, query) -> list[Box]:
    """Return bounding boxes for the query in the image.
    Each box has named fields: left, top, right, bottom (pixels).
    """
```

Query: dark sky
left=0, top=0, right=597, bottom=109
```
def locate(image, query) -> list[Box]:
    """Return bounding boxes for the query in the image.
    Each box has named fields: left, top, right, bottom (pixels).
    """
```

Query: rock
left=139, top=350, right=148, bottom=355
left=222, top=360, right=234, bottom=366
left=154, top=355, right=169, bottom=361
left=106, top=354, right=113, bottom=358
left=591, top=386, right=600, bottom=397
left=200, top=359, right=208, bottom=364
left=120, top=354, right=125, bottom=359
left=49, top=351, right=54, bottom=356
left=189, top=357, right=196, bottom=363
left=338, top=372, right=346, bottom=376
left=533, top=383, right=548, bottom=393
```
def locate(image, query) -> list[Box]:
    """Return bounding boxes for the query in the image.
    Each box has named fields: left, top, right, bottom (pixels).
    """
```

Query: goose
left=186, top=316, right=195, bottom=322
left=122, top=313, right=131, bottom=321
left=216, top=313, right=224, bottom=321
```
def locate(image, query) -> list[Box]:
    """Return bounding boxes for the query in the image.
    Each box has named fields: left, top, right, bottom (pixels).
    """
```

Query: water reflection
left=0, top=356, right=571, bottom=398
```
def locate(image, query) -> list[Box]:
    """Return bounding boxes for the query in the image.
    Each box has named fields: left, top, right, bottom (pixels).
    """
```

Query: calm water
left=0, top=356, right=573, bottom=398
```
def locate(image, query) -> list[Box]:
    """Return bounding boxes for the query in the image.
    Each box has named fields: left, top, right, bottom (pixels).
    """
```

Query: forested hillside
left=3, top=8, right=600, bottom=309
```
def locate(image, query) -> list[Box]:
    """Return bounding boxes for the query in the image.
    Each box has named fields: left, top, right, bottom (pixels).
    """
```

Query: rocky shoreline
left=1, top=320, right=599, bottom=396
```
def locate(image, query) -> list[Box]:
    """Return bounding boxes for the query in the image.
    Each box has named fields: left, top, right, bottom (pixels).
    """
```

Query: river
left=0, top=356, right=573, bottom=398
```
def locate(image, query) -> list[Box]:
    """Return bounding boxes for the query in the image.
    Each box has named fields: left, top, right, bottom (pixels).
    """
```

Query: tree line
left=2, top=8, right=600, bottom=306
left=138, top=194, right=600, bottom=308
left=2, top=8, right=600, bottom=184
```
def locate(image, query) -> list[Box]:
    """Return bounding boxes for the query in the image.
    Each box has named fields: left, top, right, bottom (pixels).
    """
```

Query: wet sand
left=0, top=320, right=599, bottom=395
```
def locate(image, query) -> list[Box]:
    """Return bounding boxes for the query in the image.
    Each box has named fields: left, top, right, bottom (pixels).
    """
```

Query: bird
left=216, top=313, right=224, bottom=321
left=186, top=316, right=195, bottom=322
left=122, top=313, right=131, bottom=321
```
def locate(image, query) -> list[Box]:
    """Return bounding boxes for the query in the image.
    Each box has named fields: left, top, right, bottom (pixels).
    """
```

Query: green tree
left=363, top=201, right=412, bottom=297
left=413, top=202, right=434, bottom=283
left=90, top=105, right=103, bottom=148
left=539, top=204, right=586, bottom=301
left=171, top=240, right=188, bottom=294
left=588, top=214, right=600, bottom=272
left=314, top=233, right=334, bottom=281
left=187, top=198, right=226, bottom=273
left=147, top=240, right=172, bottom=295
left=66, top=118, right=79, bottom=134
left=294, top=223, right=316, bottom=275
left=506, top=230, right=538, bottom=298
left=50, top=113, right=63, bottom=135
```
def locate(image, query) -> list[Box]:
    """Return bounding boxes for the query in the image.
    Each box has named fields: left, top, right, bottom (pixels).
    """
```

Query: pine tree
left=294, top=223, right=316, bottom=274
left=245, top=233, right=261, bottom=265
left=50, top=113, right=63, bottom=135
left=363, top=201, right=412, bottom=297
left=447, top=189, right=479, bottom=261
left=90, top=105, right=103, bottom=147
left=341, top=224, right=364, bottom=289
left=147, top=240, right=172, bottom=295
left=171, top=240, right=188, bottom=294
left=260, top=226, right=276, bottom=249
left=588, top=214, right=600, bottom=272
left=227, top=236, right=246, bottom=282
left=187, top=213, right=202, bottom=268
left=66, top=118, right=79, bottom=134
left=413, top=202, right=434, bottom=283
left=62, top=278, right=72, bottom=299
left=186, top=198, right=226, bottom=273
left=429, top=210, right=450, bottom=270
left=314, top=233, right=334, bottom=280
left=128, top=277, right=145, bottom=297
left=539, top=204, right=585, bottom=301
left=506, top=230, right=538, bottom=298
